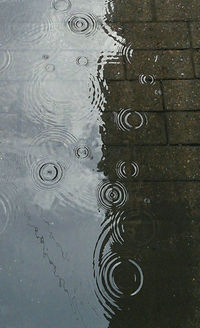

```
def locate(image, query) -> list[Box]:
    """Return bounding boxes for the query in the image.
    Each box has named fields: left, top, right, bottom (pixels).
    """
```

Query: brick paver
left=126, top=50, right=194, bottom=80
left=106, top=80, right=163, bottom=111
left=123, top=22, right=190, bottom=49
left=163, top=80, right=200, bottom=110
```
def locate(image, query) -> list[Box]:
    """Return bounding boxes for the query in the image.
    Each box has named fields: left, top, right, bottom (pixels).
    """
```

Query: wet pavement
left=0, top=0, right=200, bottom=327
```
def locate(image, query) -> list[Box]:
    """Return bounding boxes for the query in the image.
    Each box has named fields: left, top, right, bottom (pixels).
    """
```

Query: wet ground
left=0, top=0, right=200, bottom=327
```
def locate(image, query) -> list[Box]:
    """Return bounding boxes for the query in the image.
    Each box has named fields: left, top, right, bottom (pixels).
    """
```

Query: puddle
left=0, top=0, right=199, bottom=327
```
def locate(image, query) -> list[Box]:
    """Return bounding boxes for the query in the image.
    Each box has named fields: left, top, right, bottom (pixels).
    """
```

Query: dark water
left=0, top=0, right=199, bottom=327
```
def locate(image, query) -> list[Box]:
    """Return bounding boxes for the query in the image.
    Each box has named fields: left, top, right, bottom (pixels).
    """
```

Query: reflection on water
left=0, top=0, right=199, bottom=327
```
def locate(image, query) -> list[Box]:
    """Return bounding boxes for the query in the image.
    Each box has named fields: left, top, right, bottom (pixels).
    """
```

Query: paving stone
left=100, top=146, right=200, bottom=181
left=132, top=146, right=200, bottom=180
left=123, top=22, right=190, bottom=49
left=100, top=112, right=166, bottom=145
left=105, top=81, right=163, bottom=111
left=125, top=182, right=200, bottom=220
left=163, top=80, right=200, bottom=110
left=126, top=50, right=194, bottom=80
left=105, top=0, right=152, bottom=23
left=193, top=49, right=200, bottom=78
left=154, top=0, right=200, bottom=21
left=103, top=61, right=125, bottom=80
left=167, top=112, right=200, bottom=144
left=190, top=22, right=200, bottom=48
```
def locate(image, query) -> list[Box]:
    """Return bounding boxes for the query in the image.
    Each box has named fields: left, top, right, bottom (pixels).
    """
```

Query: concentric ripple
left=139, top=74, right=155, bottom=85
left=116, top=161, right=139, bottom=179
left=31, top=159, right=64, bottom=190
left=66, top=12, right=98, bottom=37
left=121, top=44, right=133, bottom=64
left=97, top=181, right=128, bottom=210
left=24, top=62, right=97, bottom=126
left=114, top=109, right=148, bottom=131
left=26, top=128, right=77, bottom=169
left=52, top=0, right=71, bottom=12
left=0, top=50, right=12, bottom=74
left=10, top=12, right=56, bottom=46
left=94, top=251, right=144, bottom=316
left=74, top=142, right=92, bottom=159
left=112, top=209, right=157, bottom=247
left=0, top=185, right=17, bottom=235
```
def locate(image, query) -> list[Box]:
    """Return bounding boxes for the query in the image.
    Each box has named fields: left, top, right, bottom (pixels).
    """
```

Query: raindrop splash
left=114, top=109, right=148, bottom=131
left=96, top=181, right=128, bottom=210
left=116, top=161, right=139, bottom=179
left=66, top=12, right=98, bottom=37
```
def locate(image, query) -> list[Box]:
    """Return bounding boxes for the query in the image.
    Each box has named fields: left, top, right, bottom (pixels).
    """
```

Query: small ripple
left=96, top=181, right=128, bottom=210
left=31, top=159, right=64, bottom=190
left=76, top=56, right=89, bottom=66
left=116, top=161, right=139, bottom=179
left=66, top=12, right=99, bottom=37
left=114, top=109, right=148, bottom=132
left=139, top=74, right=155, bottom=85
left=74, top=141, right=92, bottom=160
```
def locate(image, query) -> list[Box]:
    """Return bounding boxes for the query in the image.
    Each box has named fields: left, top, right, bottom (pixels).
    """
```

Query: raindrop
left=74, top=144, right=92, bottom=159
left=114, top=109, right=148, bottom=132
left=116, top=161, right=139, bottom=179
left=66, top=12, right=98, bottom=37
left=32, top=160, right=64, bottom=190
left=76, top=56, right=88, bottom=66
left=96, top=181, right=128, bottom=210
left=139, top=74, right=155, bottom=85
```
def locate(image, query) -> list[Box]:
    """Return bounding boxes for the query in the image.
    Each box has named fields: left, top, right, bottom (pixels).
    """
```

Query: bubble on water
left=139, top=74, right=155, bottom=85
left=0, top=50, right=12, bottom=74
left=97, top=181, right=128, bottom=210
left=76, top=56, right=88, bottom=66
left=114, top=109, right=148, bottom=132
left=116, top=161, right=139, bottom=179
left=45, top=64, right=55, bottom=72
left=66, top=12, right=98, bottom=37
left=31, top=159, right=64, bottom=190
left=52, top=0, right=71, bottom=12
